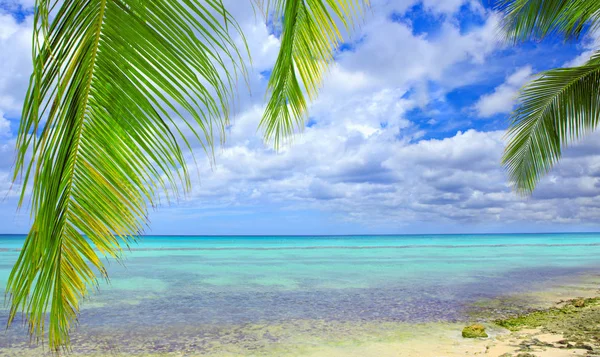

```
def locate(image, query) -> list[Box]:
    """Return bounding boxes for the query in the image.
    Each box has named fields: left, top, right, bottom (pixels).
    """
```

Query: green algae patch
left=495, top=297, right=600, bottom=332
left=494, top=297, right=600, bottom=352
left=495, top=307, right=570, bottom=332
left=461, top=324, right=488, bottom=338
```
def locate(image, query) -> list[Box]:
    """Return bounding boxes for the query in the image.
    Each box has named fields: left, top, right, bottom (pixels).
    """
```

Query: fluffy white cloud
left=173, top=118, right=600, bottom=231
left=0, top=0, right=34, bottom=11
left=337, top=9, right=501, bottom=93
left=474, top=65, right=533, bottom=117
left=564, top=28, right=600, bottom=67
left=422, top=0, right=483, bottom=16
left=0, top=111, right=10, bottom=136
left=2, top=0, right=600, bottom=234
left=0, top=12, right=32, bottom=115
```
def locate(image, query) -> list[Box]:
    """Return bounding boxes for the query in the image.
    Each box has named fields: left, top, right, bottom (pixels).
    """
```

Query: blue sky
left=1, top=0, right=600, bottom=235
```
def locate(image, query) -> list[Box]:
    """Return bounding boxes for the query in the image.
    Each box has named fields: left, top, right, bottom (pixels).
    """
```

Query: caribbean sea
left=1, top=233, right=599, bottom=355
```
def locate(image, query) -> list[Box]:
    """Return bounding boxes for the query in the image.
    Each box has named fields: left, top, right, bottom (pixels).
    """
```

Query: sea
left=0, top=233, right=599, bottom=355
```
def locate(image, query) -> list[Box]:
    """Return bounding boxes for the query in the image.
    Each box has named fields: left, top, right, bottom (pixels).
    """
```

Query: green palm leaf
left=8, top=0, right=370, bottom=351
left=502, top=53, right=600, bottom=194
left=259, top=0, right=367, bottom=148
left=497, top=0, right=600, bottom=42
left=498, top=0, right=600, bottom=193
left=8, top=0, right=246, bottom=351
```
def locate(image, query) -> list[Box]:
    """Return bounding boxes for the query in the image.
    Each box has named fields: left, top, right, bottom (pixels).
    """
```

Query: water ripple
left=3, top=242, right=600, bottom=252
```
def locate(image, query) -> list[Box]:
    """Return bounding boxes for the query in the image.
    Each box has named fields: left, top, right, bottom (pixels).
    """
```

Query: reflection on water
left=1, top=233, right=600, bottom=355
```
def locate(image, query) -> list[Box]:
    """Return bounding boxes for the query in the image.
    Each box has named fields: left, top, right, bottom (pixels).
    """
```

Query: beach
left=1, top=234, right=599, bottom=356
left=2, top=0, right=600, bottom=355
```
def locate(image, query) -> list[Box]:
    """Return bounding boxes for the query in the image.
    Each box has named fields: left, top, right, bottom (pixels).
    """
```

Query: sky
left=1, top=0, right=600, bottom=235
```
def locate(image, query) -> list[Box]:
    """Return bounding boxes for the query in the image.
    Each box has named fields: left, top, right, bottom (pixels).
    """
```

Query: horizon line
left=1, top=231, right=600, bottom=237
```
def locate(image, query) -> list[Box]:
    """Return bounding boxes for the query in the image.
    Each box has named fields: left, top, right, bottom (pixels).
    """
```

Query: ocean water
left=0, top=233, right=600, bottom=355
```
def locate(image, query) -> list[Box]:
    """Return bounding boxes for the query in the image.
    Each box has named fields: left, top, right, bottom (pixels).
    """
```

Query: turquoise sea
left=1, top=233, right=600, bottom=355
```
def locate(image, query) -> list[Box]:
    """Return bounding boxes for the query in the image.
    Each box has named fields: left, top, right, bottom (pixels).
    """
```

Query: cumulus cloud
left=564, top=28, right=600, bottom=67
left=0, top=12, right=32, bottom=115
left=0, top=0, right=34, bottom=12
left=474, top=65, right=533, bottom=117
left=173, top=122, right=600, bottom=231
left=0, top=111, right=10, bottom=136
left=337, top=9, right=502, bottom=92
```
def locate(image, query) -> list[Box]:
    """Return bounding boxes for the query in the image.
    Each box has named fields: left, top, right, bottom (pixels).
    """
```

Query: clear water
left=1, top=233, right=599, bottom=354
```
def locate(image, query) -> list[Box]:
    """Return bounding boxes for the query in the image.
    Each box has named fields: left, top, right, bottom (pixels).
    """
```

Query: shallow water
left=1, top=233, right=599, bottom=355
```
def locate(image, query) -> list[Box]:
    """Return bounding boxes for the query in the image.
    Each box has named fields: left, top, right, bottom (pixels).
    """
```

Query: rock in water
left=462, top=324, right=488, bottom=338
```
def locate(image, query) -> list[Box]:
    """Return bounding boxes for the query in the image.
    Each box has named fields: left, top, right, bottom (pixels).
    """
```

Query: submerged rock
left=573, top=343, right=593, bottom=351
left=573, top=298, right=586, bottom=308
left=462, top=324, right=488, bottom=338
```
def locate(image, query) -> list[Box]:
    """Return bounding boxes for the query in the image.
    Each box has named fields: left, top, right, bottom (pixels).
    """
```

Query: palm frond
left=259, top=0, right=367, bottom=148
left=8, top=0, right=246, bottom=351
left=496, top=0, right=600, bottom=43
left=502, top=52, right=600, bottom=194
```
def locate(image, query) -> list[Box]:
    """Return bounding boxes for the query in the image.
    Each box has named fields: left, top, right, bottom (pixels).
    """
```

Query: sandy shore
left=324, top=274, right=600, bottom=357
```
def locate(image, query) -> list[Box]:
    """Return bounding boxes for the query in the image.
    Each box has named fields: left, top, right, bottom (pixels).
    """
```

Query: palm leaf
left=259, top=0, right=367, bottom=148
left=497, top=0, right=600, bottom=43
left=502, top=53, right=600, bottom=194
left=7, top=0, right=246, bottom=351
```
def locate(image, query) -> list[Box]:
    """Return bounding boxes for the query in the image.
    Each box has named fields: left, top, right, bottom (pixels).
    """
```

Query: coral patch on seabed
left=486, top=297, right=600, bottom=357
left=462, top=324, right=488, bottom=338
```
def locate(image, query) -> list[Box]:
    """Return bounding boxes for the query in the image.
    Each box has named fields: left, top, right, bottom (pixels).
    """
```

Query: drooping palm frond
left=497, top=0, right=600, bottom=43
left=8, top=0, right=246, bottom=351
left=497, top=0, right=600, bottom=193
left=259, top=0, right=367, bottom=148
left=502, top=53, right=600, bottom=194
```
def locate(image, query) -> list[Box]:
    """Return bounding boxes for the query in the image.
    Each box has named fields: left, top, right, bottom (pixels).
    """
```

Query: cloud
left=564, top=28, right=600, bottom=67
left=171, top=119, right=600, bottom=232
left=0, top=0, right=34, bottom=12
left=474, top=65, right=533, bottom=117
left=0, top=111, right=10, bottom=136
left=0, top=12, right=32, bottom=115
left=2, top=1, right=600, bottom=234
left=337, top=9, right=502, bottom=92
left=421, top=0, right=484, bottom=16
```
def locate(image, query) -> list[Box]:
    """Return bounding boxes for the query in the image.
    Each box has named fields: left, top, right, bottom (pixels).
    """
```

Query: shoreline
left=295, top=273, right=600, bottom=357
left=1, top=273, right=599, bottom=356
